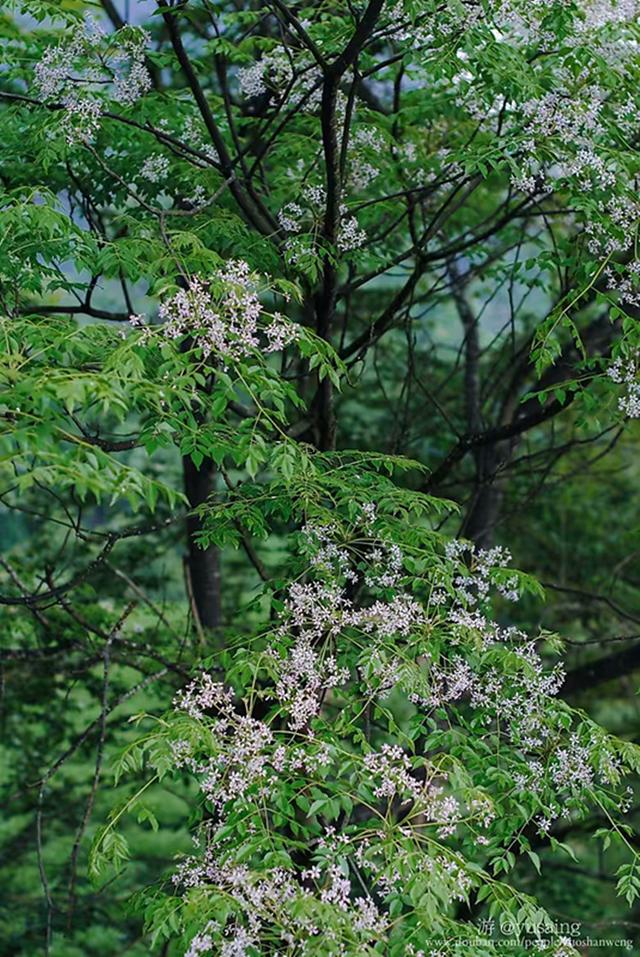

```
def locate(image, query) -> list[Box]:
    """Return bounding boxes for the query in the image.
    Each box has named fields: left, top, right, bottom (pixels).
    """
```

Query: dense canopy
left=2, top=1, right=640, bottom=955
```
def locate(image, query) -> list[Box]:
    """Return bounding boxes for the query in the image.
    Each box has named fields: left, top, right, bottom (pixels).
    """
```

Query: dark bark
left=562, top=643, right=640, bottom=696
left=447, top=260, right=509, bottom=549
left=182, top=455, right=221, bottom=631
left=313, top=71, right=342, bottom=452
left=460, top=445, right=511, bottom=548
left=311, top=0, right=385, bottom=451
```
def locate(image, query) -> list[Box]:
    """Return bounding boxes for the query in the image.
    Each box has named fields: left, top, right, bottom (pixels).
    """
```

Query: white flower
left=140, top=153, right=170, bottom=183
left=133, top=262, right=297, bottom=361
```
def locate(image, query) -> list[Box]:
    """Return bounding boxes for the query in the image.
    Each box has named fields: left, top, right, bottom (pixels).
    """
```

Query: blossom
left=113, top=31, right=152, bottom=105
left=238, top=51, right=293, bottom=99
left=238, top=49, right=322, bottom=111
left=271, top=633, right=349, bottom=730
left=346, top=594, right=424, bottom=637
left=174, top=673, right=234, bottom=720
left=133, top=262, right=298, bottom=361
left=364, top=744, right=422, bottom=802
left=221, top=927, right=256, bottom=957
left=337, top=208, right=366, bottom=252
left=185, top=922, right=218, bottom=957
left=320, top=864, right=352, bottom=910
left=164, top=505, right=632, bottom=951
left=277, top=193, right=366, bottom=253
left=444, top=540, right=518, bottom=607
left=34, top=24, right=150, bottom=144
left=277, top=202, right=304, bottom=234
left=173, top=677, right=280, bottom=813
left=353, top=897, right=386, bottom=935
left=182, top=115, right=219, bottom=164
left=550, top=733, right=595, bottom=793
left=608, top=351, right=640, bottom=418
left=139, top=153, right=170, bottom=184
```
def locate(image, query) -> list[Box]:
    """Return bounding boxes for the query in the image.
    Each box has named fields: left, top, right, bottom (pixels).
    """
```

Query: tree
left=2, top=1, right=640, bottom=954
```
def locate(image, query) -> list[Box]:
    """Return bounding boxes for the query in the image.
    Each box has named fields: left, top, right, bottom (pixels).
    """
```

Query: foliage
left=2, top=1, right=640, bottom=955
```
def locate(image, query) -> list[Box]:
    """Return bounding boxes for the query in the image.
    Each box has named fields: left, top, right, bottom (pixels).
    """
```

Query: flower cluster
left=182, top=115, right=219, bottom=165
left=175, top=826, right=389, bottom=954
left=238, top=50, right=293, bottom=99
left=139, top=153, right=170, bottom=184
left=185, top=922, right=218, bottom=957
left=585, top=196, right=640, bottom=257
left=277, top=187, right=367, bottom=254
left=421, top=644, right=566, bottom=751
left=270, top=633, right=349, bottom=731
left=550, top=732, right=596, bottom=793
left=173, top=716, right=276, bottom=817
left=347, top=127, right=384, bottom=192
left=34, top=23, right=150, bottom=143
left=608, top=351, right=640, bottom=418
left=151, top=501, right=635, bottom=955
left=238, top=48, right=322, bottom=112
left=267, top=513, right=426, bottom=726
left=444, top=540, right=520, bottom=606
left=363, top=744, right=422, bottom=802
left=277, top=202, right=305, bottom=234
left=132, top=261, right=297, bottom=361
left=336, top=207, right=367, bottom=252
left=173, top=673, right=234, bottom=719
left=605, top=261, right=640, bottom=309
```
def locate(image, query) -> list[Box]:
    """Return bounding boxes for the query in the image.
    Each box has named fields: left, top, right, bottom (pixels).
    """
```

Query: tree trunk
left=182, top=455, right=221, bottom=630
